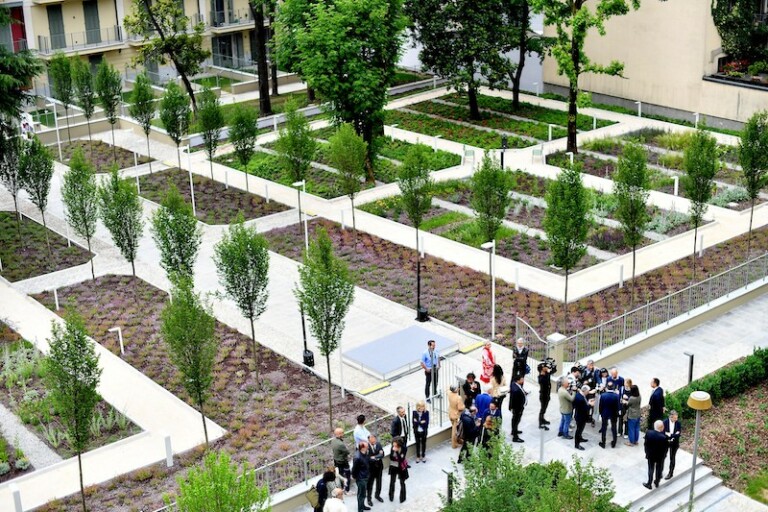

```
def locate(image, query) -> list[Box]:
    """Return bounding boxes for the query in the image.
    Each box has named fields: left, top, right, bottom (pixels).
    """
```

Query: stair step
left=629, top=464, right=712, bottom=512
left=687, top=482, right=732, bottom=512
left=664, top=474, right=724, bottom=512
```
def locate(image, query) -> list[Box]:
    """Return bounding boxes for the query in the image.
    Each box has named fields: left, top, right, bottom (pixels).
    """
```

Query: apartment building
left=541, top=0, right=768, bottom=126
left=0, top=0, right=270, bottom=80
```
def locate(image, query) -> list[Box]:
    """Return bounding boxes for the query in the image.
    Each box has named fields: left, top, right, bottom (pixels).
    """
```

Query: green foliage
left=229, top=104, right=259, bottom=167
left=397, top=144, right=436, bottom=229
left=72, top=58, right=96, bottom=122
left=328, top=123, right=367, bottom=200
left=709, top=186, right=749, bottom=207
left=160, top=81, right=192, bottom=148
left=682, top=130, right=719, bottom=229
left=614, top=143, right=650, bottom=251
left=470, top=155, right=514, bottom=243
left=739, top=111, right=768, bottom=203
left=19, top=136, right=54, bottom=250
left=61, top=148, right=98, bottom=277
left=274, top=101, right=317, bottom=183
left=129, top=72, right=157, bottom=137
left=95, top=60, right=122, bottom=128
left=712, top=0, right=768, bottom=62
left=150, top=185, right=202, bottom=283
left=197, top=87, right=224, bottom=169
left=0, top=7, right=43, bottom=132
left=543, top=165, right=590, bottom=273
left=48, top=53, right=73, bottom=109
left=161, top=277, right=217, bottom=443
left=98, top=168, right=144, bottom=275
left=173, top=450, right=270, bottom=512
left=0, top=132, right=23, bottom=216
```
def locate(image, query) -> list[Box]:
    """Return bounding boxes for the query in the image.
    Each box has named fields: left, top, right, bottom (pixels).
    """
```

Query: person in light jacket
left=448, top=384, right=465, bottom=449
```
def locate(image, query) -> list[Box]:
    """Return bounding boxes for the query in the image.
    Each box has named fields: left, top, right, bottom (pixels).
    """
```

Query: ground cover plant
left=31, top=275, right=388, bottom=511
left=0, top=322, right=140, bottom=461
left=191, top=76, right=241, bottom=89
left=264, top=219, right=768, bottom=346
left=55, top=140, right=152, bottom=173
left=136, top=168, right=289, bottom=225
left=383, top=110, right=518, bottom=149
left=443, top=92, right=616, bottom=131
left=0, top=211, right=93, bottom=282
left=392, top=69, right=432, bottom=86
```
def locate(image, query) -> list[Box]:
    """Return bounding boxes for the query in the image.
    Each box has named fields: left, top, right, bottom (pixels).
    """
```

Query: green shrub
left=709, top=186, right=750, bottom=207
left=747, top=61, right=768, bottom=76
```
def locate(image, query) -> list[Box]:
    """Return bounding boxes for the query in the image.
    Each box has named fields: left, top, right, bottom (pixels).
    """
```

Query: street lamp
left=500, top=136, right=508, bottom=168
left=292, top=180, right=314, bottom=367
left=684, top=351, right=694, bottom=384
left=687, top=391, right=712, bottom=509
left=481, top=240, right=496, bottom=341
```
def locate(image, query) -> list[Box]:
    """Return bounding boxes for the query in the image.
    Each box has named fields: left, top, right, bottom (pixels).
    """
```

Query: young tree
left=72, top=57, right=97, bottom=154
left=162, top=277, right=217, bottom=445
left=172, top=451, right=270, bottom=512
left=683, top=129, right=719, bottom=282
left=739, top=111, right=768, bottom=259
left=44, top=311, right=102, bottom=512
left=248, top=0, right=274, bottom=116
left=470, top=155, right=514, bottom=243
left=213, top=218, right=270, bottom=383
left=98, top=168, right=144, bottom=276
left=289, top=0, right=406, bottom=180
left=229, top=104, right=259, bottom=190
left=95, top=60, right=123, bottom=157
left=398, top=144, right=436, bottom=318
left=0, top=132, right=23, bottom=242
left=151, top=185, right=202, bottom=283
left=328, top=123, right=366, bottom=247
left=614, top=143, right=650, bottom=306
left=273, top=101, right=317, bottom=183
left=294, top=228, right=355, bottom=431
left=543, top=164, right=590, bottom=333
left=124, top=0, right=210, bottom=110
left=531, top=0, right=639, bottom=153
left=48, top=53, right=74, bottom=142
left=197, top=87, right=224, bottom=180
left=129, top=72, right=157, bottom=174
left=61, top=148, right=99, bottom=280
left=160, top=81, right=192, bottom=170
left=20, top=136, right=55, bottom=258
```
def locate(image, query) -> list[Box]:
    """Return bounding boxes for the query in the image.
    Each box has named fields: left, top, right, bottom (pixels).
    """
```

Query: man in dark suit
left=648, top=378, right=665, bottom=429
left=573, top=385, right=592, bottom=450
left=367, top=434, right=385, bottom=505
left=390, top=406, right=409, bottom=456
left=599, top=381, right=620, bottom=448
left=509, top=376, right=526, bottom=443
left=457, top=407, right=478, bottom=463
left=663, top=411, right=682, bottom=479
left=644, top=420, right=669, bottom=489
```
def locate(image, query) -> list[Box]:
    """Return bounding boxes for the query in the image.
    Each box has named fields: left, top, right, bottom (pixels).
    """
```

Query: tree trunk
left=747, top=198, right=755, bottom=260
left=87, top=119, right=93, bottom=159
left=563, top=268, right=569, bottom=334
left=351, top=195, right=357, bottom=251
left=251, top=4, right=272, bottom=116
left=415, top=227, right=421, bottom=313
left=307, top=87, right=316, bottom=103
left=12, top=195, right=22, bottom=247
left=78, top=451, right=86, bottom=512
left=567, top=17, right=581, bottom=154
left=360, top=119, right=376, bottom=184
left=87, top=238, right=95, bottom=280
left=146, top=135, right=153, bottom=174
left=511, top=1, right=529, bottom=109
left=250, top=317, right=261, bottom=387
left=131, top=259, right=136, bottom=277
left=111, top=123, right=116, bottom=160
left=326, top=354, right=333, bottom=432
left=467, top=83, right=480, bottom=120
left=64, top=106, right=72, bottom=142
left=176, top=144, right=182, bottom=171
left=209, top=156, right=215, bottom=181
left=691, top=223, right=699, bottom=283
left=269, top=16, right=279, bottom=97
left=199, top=399, right=209, bottom=445
left=41, top=210, right=52, bottom=263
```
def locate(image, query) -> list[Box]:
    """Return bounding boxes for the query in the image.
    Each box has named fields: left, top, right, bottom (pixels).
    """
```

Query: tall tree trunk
left=415, top=227, right=421, bottom=313
left=467, top=83, right=480, bottom=120
left=87, top=238, right=95, bottom=280
left=326, top=354, right=333, bottom=432
left=199, top=399, right=209, bottom=445
left=307, top=87, right=316, bottom=103
left=563, top=268, right=569, bottom=334
left=691, top=223, right=699, bottom=283
left=567, top=15, right=581, bottom=154
left=511, top=1, right=529, bottom=109
left=131, top=259, right=136, bottom=277
left=631, top=244, right=637, bottom=309
left=361, top=119, right=376, bottom=183
left=13, top=195, right=22, bottom=247
left=146, top=135, right=153, bottom=174
left=64, top=106, right=72, bottom=142
left=251, top=4, right=272, bottom=116
left=250, top=317, right=261, bottom=386
left=209, top=156, right=215, bottom=181
left=111, top=123, right=116, bottom=160
left=78, top=452, right=86, bottom=512
left=41, top=210, right=52, bottom=262
left=350, top=195, right=357, bottom=251
left=269, top=16, right=279, bottom=97
left=747, top=198, right=755, bottom=260
left=176, top=145, right=182, bottom=171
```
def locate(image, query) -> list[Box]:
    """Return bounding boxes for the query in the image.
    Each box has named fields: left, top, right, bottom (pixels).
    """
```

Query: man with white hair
left=643, top=420, right=669, bottom=489
left=324, top=487, right=348, bottom=512
left=512, top=337, right=529, bottom=380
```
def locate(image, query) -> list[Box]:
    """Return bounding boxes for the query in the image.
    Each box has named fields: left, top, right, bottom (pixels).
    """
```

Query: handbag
left=305, top=485, right=320, bottom=508
left=401, top=467, right=410, bottom=480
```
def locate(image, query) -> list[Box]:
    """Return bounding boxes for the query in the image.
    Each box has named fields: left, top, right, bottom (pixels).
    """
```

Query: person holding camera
left=538, top=362, right=552, bottom=430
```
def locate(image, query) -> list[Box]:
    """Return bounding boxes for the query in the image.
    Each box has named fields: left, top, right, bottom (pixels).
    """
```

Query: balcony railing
left=209, top=7, right=253, bottom=29
left=37, top=26, right=123, bottom=55
left=126, top=14, right=205, bottom=43
left=0, top=39, right=28, bottom=53
left=755, top=13, right=768, bottom=23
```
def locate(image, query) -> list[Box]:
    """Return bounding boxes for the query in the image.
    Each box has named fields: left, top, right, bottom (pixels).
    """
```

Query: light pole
left=47, top=103, right=62, bottom=161
left=500, top=136, right=508, bottom=169
left=684, top=351, right=694, bottom=384
left=687, top=391, right=712, bottom=509
left=481, top=240, right=496, bottom=341
left=292, top=180, right=314, bottom=367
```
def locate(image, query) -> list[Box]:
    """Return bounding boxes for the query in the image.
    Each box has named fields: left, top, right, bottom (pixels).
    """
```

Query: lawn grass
left=191, top=75, right=241, bottom=89
left=392, top=70, right=431, bottom=86
left=29, top=108, right=55, bottom=127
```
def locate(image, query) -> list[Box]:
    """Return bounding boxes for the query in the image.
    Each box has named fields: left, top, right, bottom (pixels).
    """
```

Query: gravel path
left=0, top=402, right=63, bottom=469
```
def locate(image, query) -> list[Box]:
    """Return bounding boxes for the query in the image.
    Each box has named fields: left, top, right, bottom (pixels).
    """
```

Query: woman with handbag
left=412, top=400, right=430, bottom=463
left=388, top=438, right=408, bottom=503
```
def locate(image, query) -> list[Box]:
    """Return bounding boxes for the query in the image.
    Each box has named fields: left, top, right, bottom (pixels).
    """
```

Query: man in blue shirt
left=421, top=340, right=440, bottom=401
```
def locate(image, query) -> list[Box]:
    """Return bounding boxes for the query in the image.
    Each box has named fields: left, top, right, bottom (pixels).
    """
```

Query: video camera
left=537, top=357, right=558, bottom=374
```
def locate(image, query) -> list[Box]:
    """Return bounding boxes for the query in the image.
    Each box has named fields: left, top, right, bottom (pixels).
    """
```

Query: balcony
left=127, top=14, right=205, bottom=45
left=0, top=39, right=29, bottom=53
left=37, top=26, right=125, bottom=56
left=209, top=8, right=255, bottom=34
left=31, top=0, right=66, bottom=5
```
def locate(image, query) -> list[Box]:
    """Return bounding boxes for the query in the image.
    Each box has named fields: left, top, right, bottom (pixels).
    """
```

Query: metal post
left=341, top=210, right=346, bottom=230
left=65, top=223, right=71, bottom=247
left=644, top=300, right=650, bottom=333
left=635, top=101, right=642, bottom=117
left=135, top=174, right=141, bottom=195
left=593, top=116, right=597, bottom=130
left=109, top=327, right=124, bottom=355
left=164, top=433, right=173, bottom=467
left=420, top=235, right=425, bottom=259
left=53, top=288, right=60, bottom=310
left=673, top=176, right=679, bottom=196
left=666, top=295, right=672, bottom=324
left=622, top=310, right=627, bottom=342
left=515, top=266, right=520, bottom=292
left=548, top=124, right=553, bottom=141
left=688, top=410, right=702, bottom=508
left=698, top=234, right=704, bottom=258
left=619, top=264, right=624, bottom=288
left=10, top=484, right=22, bottom=512
left=134, top=151, right=138, bottom=169
left=265, top=183, right=269, bottom=203
left=694, top=113, right=700, bottom=129
left=684, top=352, right=694, bottom=384
left=225, top=167, right=229, bottom=189
left=599, top=321, right=604, bottom=352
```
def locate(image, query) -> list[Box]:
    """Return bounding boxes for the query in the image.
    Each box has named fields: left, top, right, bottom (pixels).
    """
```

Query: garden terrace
left=135, top=168, right=290, bottom=225
left=191, top=76, right=241, bottom=89
left=264, top=219, right=768, bottom=345
left=392, top=69, right=432, bottom=86
left=0, top=212, right=93, bottom=282
left=443, top=92, right=617, bottom=131
left=31, top=275, right=386, bottom=510
left=55, top=140, right=152, bottom=173
left=0, top=322, right=140, bottom=462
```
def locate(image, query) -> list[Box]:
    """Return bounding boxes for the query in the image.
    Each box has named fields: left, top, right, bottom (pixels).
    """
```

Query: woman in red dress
left=479, top=341, right=495, bottom=385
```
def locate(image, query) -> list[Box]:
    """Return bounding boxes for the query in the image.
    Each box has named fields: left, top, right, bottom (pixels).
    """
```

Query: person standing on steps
left=488, top=364, right=508, bottom=410
left=558, top=377, right=575, bottom=440
left=643, top=420, right=669, bottom=490
left=509, top=375, right=526, bottom=443
left=663, top=411, right=681, bottom=479
left=351, top=442, right=371, bottom=512
left=573, top=385, right=592, bottom=450
left=366, top=434, right=384, bottom=506
left=538, top=362, right=552, bottom=430
left=648, top=378, right=665, bottom=429
left=599, top=380, right=620, bottom=449
left=420, top=340, right=440, bottom=402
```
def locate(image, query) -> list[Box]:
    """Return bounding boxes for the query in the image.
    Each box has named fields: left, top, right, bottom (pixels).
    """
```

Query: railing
left=37, top=26, right=123, bottom=55
left=755, top=13, right=768, bottom=23
left=0, top=39, right=28, bottom=53
left=126, top=15, right=204, bottom=42
left=514, top=315, right=549, bottom=361
left=210, top=51, right=257, bottom=71
left=210, top=7, right=253, bottom=28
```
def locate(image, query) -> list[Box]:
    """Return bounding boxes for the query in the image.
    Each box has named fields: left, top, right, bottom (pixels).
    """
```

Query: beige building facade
left=542, top=0, right=768, bottom=126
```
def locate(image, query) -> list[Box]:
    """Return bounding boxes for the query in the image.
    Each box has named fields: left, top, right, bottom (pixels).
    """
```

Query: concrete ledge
left=359, top=382, right=391, bottom=396
left=459, top=341, right=485, bottom=354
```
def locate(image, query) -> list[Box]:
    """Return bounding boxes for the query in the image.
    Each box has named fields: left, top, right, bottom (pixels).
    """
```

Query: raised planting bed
left=32, top=275, right=388, bottom=484
left=29, top=108, right=55, bottom=128
left=0, top=322, right=140, bottom=461
left=384, top=109, right=513, bottom=150
left=191, top=76, right=241, bottom=89
left=56, top=140, right=152, bottom=173
left=444, top=93, right=616, bottom=131
left=264, top=219, right=768, bottom=343
left=0, top=211, right=93, bottom=282
left=405, top=100, right=567, bottom=141
left=623, top=128, right=740, bottom=166
left=393, top=69, right=432, bottom=86
left=136, top=167, right=290, bottom=225
left=215, top=150, right=375, bottom=200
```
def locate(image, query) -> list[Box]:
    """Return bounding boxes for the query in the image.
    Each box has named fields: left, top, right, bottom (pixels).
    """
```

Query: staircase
left=629, top=461, right=732, bottom=512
